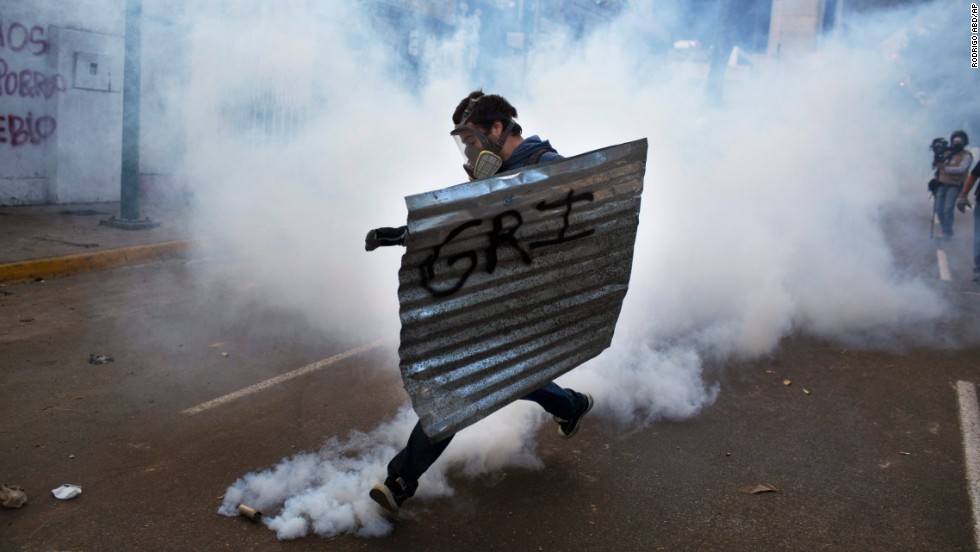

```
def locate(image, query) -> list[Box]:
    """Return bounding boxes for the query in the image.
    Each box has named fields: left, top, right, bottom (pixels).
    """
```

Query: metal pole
left=704, top=0, right=736, bottom=107
left=102, top=0, right=158, bottom=229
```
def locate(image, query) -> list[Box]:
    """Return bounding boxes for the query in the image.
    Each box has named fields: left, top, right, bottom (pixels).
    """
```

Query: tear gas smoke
left=218, top=402, right=547, bottom=538
left=178, top=0, right=969, bottom=538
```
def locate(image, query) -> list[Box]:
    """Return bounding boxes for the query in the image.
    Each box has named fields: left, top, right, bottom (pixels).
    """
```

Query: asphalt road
left=3, top=244, right=980, bottom=551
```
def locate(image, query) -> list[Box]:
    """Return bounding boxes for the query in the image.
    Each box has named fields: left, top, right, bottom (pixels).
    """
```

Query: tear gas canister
left=237, top=503, right=262, bottom=521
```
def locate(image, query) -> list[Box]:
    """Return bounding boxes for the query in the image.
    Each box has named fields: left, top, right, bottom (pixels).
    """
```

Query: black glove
left=365, top=226, right=408, bottom=251
left=957, top=197, right=972, bottom=213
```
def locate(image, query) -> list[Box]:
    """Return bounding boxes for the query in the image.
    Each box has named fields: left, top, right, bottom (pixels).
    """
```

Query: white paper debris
left=51, top=484, right=82, bottom=500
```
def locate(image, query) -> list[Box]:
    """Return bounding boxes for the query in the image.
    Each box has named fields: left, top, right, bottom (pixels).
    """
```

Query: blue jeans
left=385, top=382, right=587, bottom=497
left=935, top=184, right=960, bottom=236
left=974, top=203, right=980, bottom=272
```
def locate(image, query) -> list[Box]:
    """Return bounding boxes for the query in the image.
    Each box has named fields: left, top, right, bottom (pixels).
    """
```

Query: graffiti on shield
left=397, top=138, right=648, bottom=442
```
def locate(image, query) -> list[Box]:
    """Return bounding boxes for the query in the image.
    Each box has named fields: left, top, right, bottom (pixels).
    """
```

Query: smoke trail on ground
left=219, top=401, right=547, bottom=538
left=188, top=0, right=966, bottom=538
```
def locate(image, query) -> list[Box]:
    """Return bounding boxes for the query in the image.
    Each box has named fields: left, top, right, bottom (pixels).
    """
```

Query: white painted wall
left=46, top=26, right=124, bottom=203
left=0, top=0, right=125, bottom=205
left=0, top=0, right=186, bottom=205
left=767, top=0, right=827, bottom=58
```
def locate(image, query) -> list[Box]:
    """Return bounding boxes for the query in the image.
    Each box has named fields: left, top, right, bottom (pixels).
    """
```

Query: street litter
left=51, top=484, right=82, bottom=500
left=803, top=388, right=811, bottom=395
left=738, top=484, right=779, bottom=494
left=899, top=451, right=911, bottom=456
left=1, top=484, right=28, bottom=508
left=237, top=503, right=262, bottom=521
left=89, top=354, right=113, bottom=364
left=783, top=379, right=792, bottom=386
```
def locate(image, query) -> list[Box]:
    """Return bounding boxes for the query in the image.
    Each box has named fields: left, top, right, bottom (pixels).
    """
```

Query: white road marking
left=181, top=340, right=385, bottom=415
left=956, top=380, right=980, bottom=551
left=938, top=249, right=952, bottom=281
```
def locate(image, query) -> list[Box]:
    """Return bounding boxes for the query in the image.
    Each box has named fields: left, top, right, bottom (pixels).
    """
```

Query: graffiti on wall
left=0, top=112, right=57, bottom=146
left=0, top=18, right=49, bottom=55
left=0, top=59, right=66, bottom=99
left=0, top=19, right=59, bottom=146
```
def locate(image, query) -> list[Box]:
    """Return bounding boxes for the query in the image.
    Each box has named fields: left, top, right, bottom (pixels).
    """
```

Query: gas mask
left=950, top=131, right=969, bottom=152
left=450, top=98, right=515, bottom=180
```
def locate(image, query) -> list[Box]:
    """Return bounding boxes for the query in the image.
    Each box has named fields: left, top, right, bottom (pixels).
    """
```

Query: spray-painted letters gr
left=420, top=188, right=596, bottom=297
left=0, top=19, right=49, bottom=56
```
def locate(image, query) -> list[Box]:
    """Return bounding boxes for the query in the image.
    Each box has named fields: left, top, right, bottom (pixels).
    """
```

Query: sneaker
left=369, top=476, right=410, bottom=513
left=555, top=393, right=594, bottom=439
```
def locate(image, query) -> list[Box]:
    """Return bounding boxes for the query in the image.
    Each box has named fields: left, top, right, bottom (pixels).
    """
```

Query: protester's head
left=951, top=130, right=969, bottom=151
left=450, top=90, right=525, bottom=180
left=452, top=90, right=523, bottom=137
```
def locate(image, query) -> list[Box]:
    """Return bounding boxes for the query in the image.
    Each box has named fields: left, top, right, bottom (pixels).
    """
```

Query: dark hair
left=952, top=130, right=970, bottom=145
left=452, top=90, right=522, bottom=136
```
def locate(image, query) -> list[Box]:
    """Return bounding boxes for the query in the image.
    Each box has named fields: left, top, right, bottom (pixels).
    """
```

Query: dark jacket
left=501, top=135, right=563, bottom=172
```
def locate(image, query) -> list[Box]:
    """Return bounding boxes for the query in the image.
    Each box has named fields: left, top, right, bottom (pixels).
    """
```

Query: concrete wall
left=48, top=26, right=124, bottom=204
left=0, top=0, right=126, bottom=205
left=138, top=9, right=187, bottom=181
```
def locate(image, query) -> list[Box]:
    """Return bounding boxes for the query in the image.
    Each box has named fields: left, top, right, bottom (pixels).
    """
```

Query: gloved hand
left=957, top=196, right=972, bottom=213
left=365, top=226, right=408, bottom=251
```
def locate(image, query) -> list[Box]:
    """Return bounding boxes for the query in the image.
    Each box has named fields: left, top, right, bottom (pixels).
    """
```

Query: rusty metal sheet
left=398, top=138, right=647, bottom=442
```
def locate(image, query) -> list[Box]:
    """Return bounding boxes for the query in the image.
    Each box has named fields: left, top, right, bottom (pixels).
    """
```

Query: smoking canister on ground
left=237, top=503, right=262, bottom=521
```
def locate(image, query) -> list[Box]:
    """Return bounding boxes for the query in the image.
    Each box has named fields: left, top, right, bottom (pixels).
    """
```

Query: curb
left=0, top=240, right=194, bottom=285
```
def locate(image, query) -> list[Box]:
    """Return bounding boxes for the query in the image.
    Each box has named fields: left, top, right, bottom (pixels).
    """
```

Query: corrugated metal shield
left=398, top=138, right=647, bottom=442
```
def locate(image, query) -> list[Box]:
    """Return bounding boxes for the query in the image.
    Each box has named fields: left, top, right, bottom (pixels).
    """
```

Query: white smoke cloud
left=169, top=0, right=963, bottom=538
left=536, top=2, right=948, bottom=422
left=220, top=401, right=548, bottom=539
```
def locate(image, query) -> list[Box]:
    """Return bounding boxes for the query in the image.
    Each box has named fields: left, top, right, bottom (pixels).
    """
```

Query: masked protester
left=364, top=92, right=562, bottom=250
left=449, top=92, right=561, bottom=180
left=957, top=155, right=980, bottom=281
left=363, top=90, right=593, bottom=514
left=933, top=130, right=974, bottom=239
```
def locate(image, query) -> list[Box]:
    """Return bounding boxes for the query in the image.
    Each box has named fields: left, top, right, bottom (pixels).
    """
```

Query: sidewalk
left=0, top=201, right=197, bottom=285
